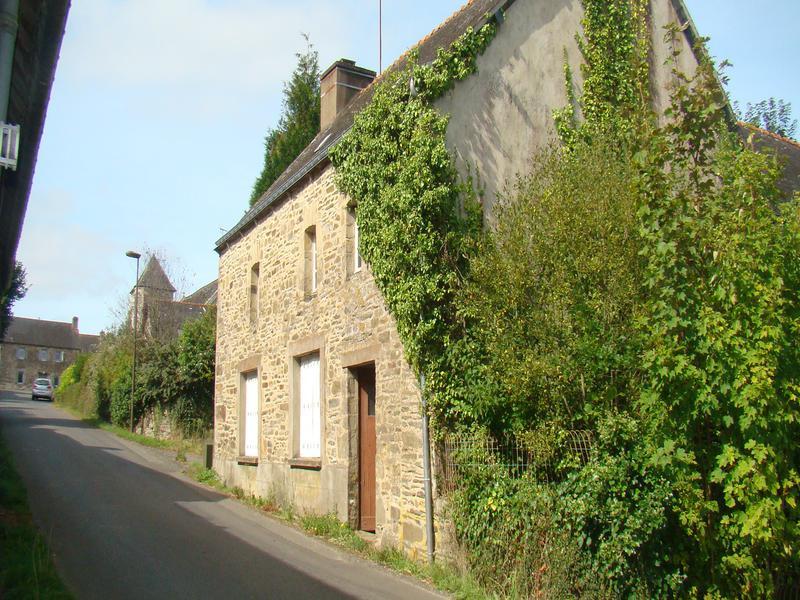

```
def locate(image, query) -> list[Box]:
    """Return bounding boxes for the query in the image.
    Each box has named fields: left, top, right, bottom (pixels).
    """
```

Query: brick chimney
left=72, top=316, right=79, bottom=333
left=320, top=59, right=375, bottom=131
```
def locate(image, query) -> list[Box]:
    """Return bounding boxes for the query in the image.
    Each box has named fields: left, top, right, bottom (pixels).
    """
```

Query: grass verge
left=185, top=463, right=487, bottom=599
left=55, top=402, right=204, bottom=460
left=0, top=430, right=72, bottom=598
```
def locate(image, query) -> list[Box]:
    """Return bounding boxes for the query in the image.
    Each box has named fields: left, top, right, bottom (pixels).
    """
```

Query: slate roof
left=182, top=279, right=218, bottom=305
left=216, top=0, right=781, bottom=254
left=2, top=317, right=99, bottom=351
left=215, top=0, right=505, bottom=253
left=135, top=257, right=176, bottom=293
left=738, top=123, right=800, bottom=199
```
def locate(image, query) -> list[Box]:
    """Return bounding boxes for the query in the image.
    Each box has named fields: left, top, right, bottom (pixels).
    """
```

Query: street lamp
left=126, top=250, right=141, bottom=433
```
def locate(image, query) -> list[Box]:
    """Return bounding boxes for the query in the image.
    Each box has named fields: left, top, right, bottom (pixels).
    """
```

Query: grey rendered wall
left=436, top=0, right=700, bottom=223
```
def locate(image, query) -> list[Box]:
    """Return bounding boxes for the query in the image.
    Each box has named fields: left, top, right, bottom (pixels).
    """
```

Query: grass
left=55, top=402, right=205, bottom=461
left=184, top=462, right=488, bottom=599
left=0, top=431, right=73, bottom=599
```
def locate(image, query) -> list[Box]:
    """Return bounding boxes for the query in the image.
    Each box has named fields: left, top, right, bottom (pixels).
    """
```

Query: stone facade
left=215, top=166, right=429, bottom=555
left=0, top=317, right=98, bottom=392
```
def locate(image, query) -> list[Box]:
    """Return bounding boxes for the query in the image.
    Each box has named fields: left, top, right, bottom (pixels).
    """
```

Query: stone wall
left=214, top=165, right=430, bottom=557
left=0, top=342, right=78, bottom=392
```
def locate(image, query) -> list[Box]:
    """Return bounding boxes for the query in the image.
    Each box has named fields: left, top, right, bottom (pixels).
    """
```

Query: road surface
left=0, top=391, right=444, bottom=600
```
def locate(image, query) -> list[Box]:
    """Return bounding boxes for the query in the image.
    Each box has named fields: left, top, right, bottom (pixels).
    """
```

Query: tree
left=741, top=97, right=797, bottom=140
left=0, top=262, right=28, bottom=339
left=250, top=36, right=320, bottom=206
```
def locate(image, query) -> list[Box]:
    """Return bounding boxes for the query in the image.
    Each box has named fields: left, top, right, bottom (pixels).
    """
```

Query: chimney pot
left=320, top=59, right=376, bottom=131
left=72, top=316, right=79, bottom=333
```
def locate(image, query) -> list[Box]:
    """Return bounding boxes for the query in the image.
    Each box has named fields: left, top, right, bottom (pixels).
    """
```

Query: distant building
left=0, top=316, right=99, bottom=391
left=129, top=256, right=216, bottom=340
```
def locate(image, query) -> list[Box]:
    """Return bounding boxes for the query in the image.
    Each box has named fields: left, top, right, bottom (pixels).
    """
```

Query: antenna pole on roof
left=378, top=0, right=382, bottom=73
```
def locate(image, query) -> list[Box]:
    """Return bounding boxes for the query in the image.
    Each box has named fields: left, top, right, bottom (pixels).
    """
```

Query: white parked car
left=32, top=378, right=53, bottom=401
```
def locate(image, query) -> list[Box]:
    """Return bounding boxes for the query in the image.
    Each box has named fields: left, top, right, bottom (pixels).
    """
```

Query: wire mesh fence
left=437, top=429, right=593, bottom=494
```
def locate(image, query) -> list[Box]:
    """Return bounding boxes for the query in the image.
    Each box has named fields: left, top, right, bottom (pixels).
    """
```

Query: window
left=38, top=349, right=49, bottom=362
left=347, top=206, right=362, bottom=275
left=249, top=263, right=259, bottom=326
left=304, top=226, right=317, bottom=294
left=298, top=353, right=321, bottom=458
left=16, top=370, right=24, bottom=384
left=241, top=371, right=259, bottom=458
left=54, top=350, right=65, bottom=363
left=15, top=347, right=26, bottom=360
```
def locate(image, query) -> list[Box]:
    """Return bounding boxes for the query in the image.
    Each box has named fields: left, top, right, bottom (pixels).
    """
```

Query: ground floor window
left=16, top=370, right=24, bottom=384
left=241, top=371, right=259, bottom=458
left=298, top=353, right=320, bottom=458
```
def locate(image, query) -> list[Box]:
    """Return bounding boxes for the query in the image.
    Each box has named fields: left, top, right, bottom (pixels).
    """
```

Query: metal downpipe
left=0, top=0, right=19, bottom=123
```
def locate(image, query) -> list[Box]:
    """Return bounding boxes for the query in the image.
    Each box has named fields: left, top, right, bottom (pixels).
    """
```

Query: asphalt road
left=0, top=391, right=445, bottom=600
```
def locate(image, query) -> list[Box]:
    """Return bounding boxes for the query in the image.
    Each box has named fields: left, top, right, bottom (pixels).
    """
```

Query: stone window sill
left=237, top=455, right=258, bottom=466
left=289, top=457, right=322, bottom=470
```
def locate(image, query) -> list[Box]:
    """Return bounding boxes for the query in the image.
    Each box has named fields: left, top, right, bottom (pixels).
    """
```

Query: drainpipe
left=420, top=373, right=435, bottom=564
left=0, top=0, right=19, bottom=123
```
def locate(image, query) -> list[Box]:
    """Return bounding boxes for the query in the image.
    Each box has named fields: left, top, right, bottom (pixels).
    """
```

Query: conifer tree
left=250, top=36, right=320, bottom=206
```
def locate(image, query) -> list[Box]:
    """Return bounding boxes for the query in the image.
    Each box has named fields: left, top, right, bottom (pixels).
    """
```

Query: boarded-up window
left=347, top=206, right=362, bottom=276
left=242, top=371, right=259, bottom=457
left=299, top=353, right=320, bottom=458
left=304, top=226, right=317, bottom=294
left=249, top=263, right=259, bottom=325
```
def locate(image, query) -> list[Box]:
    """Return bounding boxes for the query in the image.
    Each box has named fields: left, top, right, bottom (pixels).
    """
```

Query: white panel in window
left=243, top=372, right=259, bottom=457
left=299, top=353, right=320, bottom=458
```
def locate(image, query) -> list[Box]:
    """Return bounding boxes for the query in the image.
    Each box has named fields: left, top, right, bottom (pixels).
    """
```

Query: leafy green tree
left=741, top=97, right=797, bottom=140
left=250, top=36, right=320, bottom=206
left=0, top=262, right=28, bottom=339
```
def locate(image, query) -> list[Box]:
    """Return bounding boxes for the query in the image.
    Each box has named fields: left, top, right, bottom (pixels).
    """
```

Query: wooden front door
left=357, top=365, right=376, bottom=532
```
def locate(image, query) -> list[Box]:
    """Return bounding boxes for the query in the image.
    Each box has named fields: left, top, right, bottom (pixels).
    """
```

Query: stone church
left=130, top=256, right=217, bottom=340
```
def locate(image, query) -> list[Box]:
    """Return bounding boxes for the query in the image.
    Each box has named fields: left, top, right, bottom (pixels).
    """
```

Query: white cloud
left=16, top=188, right=120, bottom=299
left=62, top=0, right=350, bottom=93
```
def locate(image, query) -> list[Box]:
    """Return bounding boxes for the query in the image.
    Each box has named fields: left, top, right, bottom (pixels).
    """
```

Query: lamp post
left=126, top=250, right=141, bottom=433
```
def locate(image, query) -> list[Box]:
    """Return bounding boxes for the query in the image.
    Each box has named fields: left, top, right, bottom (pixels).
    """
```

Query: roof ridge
left=11, top=316, right=74, bottom=326
left=368, top=0, right=482, bottom=89
left=739, top=121, right=800, bottom=150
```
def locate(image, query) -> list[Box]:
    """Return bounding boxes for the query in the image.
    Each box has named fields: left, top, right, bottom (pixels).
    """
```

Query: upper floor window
left=54, top=350, right=65, bottom=363
left=347, top=206, right=362, bottom=275
left=15, top=347, right=26, bottom=360
left=304, top=226, right=317, bottom=295
left=38, top=349, right=49, bottom=362
left=249, top=263, right=259, bottom=326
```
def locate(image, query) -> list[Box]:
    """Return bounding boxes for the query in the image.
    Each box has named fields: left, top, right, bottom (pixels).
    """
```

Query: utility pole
left=378, top=0, right=382, bottom=74
left=126, top=250, right=141, bottom=433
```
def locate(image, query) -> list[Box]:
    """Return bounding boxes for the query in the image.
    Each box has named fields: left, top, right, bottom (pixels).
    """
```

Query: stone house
left=0, top=316, right=99, bottom=392
left=212, top=0, right=757, bottom=557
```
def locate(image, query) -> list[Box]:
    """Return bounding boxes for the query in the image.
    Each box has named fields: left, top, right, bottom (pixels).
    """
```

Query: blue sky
left=15, top=0, right=799, bottom=335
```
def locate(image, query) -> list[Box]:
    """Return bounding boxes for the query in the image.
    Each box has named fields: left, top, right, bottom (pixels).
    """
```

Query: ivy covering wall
left=332, top=1, right=800, bottom=596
